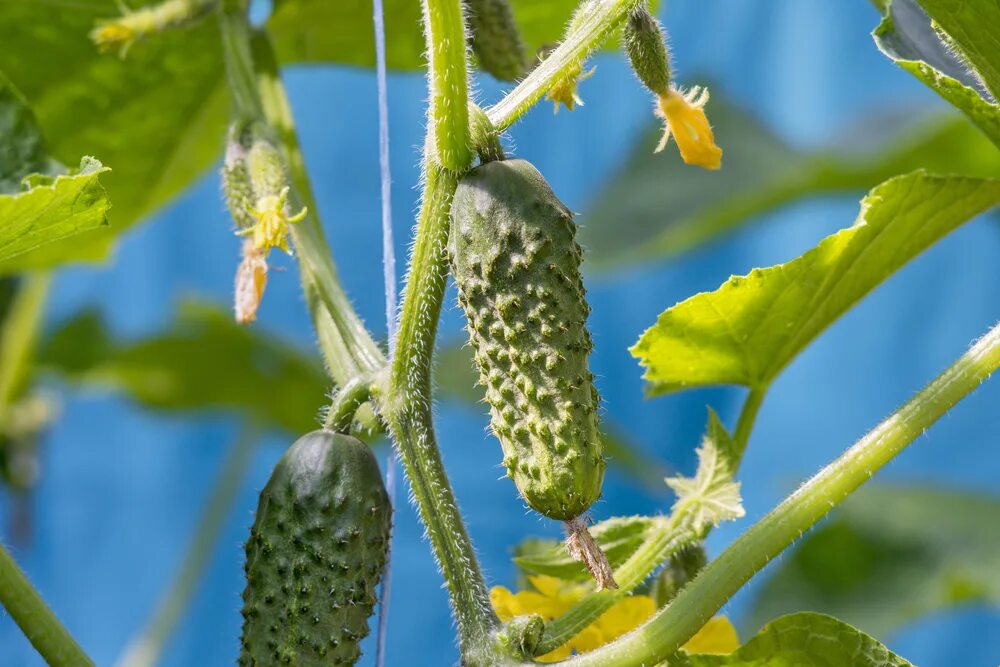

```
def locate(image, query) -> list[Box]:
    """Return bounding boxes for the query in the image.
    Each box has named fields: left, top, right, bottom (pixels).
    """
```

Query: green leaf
left=268, top=0, right=646, bottom=70
left=581, top=101, right=1000, bottom=270
left=665, top=429, right=743, bottom=534
left=38, top=301, right=329, bottom=433
left=0, top=157, right=111, bottom=264
left=669, top=612, right=912, bottom=666
left=632, top=172, right=1000, bottom=395
left=917, top=0, right=1000, bottom=99
left=874, top=0, right=1000, bottom=149
left=0, top=0, right=229, bottom=271
left=513, top=516, right=660, bottom=581
left=748, top=485, right=1000, bottom=639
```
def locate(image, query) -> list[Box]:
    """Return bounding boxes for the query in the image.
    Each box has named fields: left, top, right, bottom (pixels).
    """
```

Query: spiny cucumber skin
left=464, top=0, right=528, bottom=82
left=449, top=159, right=604, bottom=521
left=239, top=431, right=391, bottom=666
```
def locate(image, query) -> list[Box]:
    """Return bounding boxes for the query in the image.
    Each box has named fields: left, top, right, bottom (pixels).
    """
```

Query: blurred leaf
left=0, top=74, right=62, bottom=193
left=435, top=336, right=670, bottom=492
left=874, top=0, right=1000, bottom=149
left=514, top=516, right=660, bottom=581
left=582, top=103, right=1000, bottom=270
left=38, top=301, right=329, bottom=433
left=632, top=172, right=1000, bottom=395
left=917, top=0, right=1000, bottom=99
left=668, top=612, right=911, bottom=666
left=269, top=0, right=647, bottom=70
left=0, top=157, right=111, bottom=264
left=0, top=0, right=229, bottom=271
left=748, top=485, right=1000, bottom=639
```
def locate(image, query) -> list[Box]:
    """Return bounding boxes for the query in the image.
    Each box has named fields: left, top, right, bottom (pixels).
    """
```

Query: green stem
left=535, top=518, right=698, bottom=656
left=217, top=3, right=387, bottom=388
left=486, top=0, right=641, bottom=131
left=423, top=0, right=472, bottom=171
left=382, top=163, right=500, bottom=662
left=562, top=319, right=1000, bottom=666
left=116, top=426, right=258, bottom=667
left=732, top=385, right=766, bottom=466
left=0, top=272, right=51, bottom=426
left=0, top=540, right=93, bottom=666
left=323, top=376, right=374, bottom=432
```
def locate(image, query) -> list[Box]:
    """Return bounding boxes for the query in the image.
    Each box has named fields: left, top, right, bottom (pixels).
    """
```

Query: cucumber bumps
left=449, top=159, right=605, bottom=523
left=240, top=431, right=391, bottom=666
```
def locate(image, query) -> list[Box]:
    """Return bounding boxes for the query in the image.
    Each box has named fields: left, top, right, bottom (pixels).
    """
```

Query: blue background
left=3, top=1, right=1000, bottom=665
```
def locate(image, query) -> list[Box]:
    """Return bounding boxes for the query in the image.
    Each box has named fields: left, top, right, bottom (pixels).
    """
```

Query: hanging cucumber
left=449, top=158, right=606, bottom=521
left=239, top=430, right=392, bottom=666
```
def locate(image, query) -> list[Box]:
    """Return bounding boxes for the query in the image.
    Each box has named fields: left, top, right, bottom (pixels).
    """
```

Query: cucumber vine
left=0, top=0, right=998, bottom=665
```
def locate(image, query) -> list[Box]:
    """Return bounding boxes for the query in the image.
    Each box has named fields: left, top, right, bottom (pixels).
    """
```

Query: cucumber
left=449, top=158, right=605, bottom=521
left=239, top=430, right=391, bottom=666
left=464, top=0, right=528, bottom=82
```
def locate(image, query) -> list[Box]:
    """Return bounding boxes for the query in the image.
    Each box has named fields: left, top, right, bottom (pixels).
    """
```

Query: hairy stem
left=0, top=541, right=93, bottom=666
left=218, top=3, right=387, bottom=388
left=423, top=0, right=472, bottom=170
left=536, top=518, right=698, bottom=656
left=562, top=320, right=1000, bottom=666
left=116, top=426, right=258, bottom=667
left=382, top=162, right=500, bottom=660
left=324, top=376, right=374, bottom=432
left=486, top=0, right=642, bottom=131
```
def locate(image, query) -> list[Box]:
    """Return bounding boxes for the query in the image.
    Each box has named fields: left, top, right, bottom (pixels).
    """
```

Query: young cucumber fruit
left=463, top=0, right=528, bottom=82
left=449, top=158, right=605, bottom=521
left=240, top=430, right=391, bottom=666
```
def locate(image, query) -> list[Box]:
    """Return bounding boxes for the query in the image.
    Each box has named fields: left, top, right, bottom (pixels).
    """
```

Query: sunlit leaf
left=0, top=0, right=229, bottom=271
left=874, top=0, right=1000, bottom=148
left=916, top=0, right=1000, bottom=99
left=38, top=301, right=329, bottom=433
left=748, top=485, right=1000, bottom=639
left=514, top=516, right=660, bottom=581
left=582, top=104, right=1000, bottom=270
left=668, top=612, right=912, bottom=666
left=632, top=172, right=1000, bottom=395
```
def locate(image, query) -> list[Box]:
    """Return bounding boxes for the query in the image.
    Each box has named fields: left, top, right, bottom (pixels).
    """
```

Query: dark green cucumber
left=449, top=158, right=605, bottom=521
left=239, top=430, right=391, bottom=666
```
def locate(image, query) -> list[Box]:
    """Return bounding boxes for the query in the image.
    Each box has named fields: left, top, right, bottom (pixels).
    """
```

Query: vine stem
left=0, top=541, right=93, bottom=666
left=486, top=0, right=642, bottom=131
left=116, top=425, right=258, bottom=667
left=422, top=0, right=472, bottom=170
left=218, top=2, right=387, bottom=388
left=561, top=320, right=1000, bottom=666
left=732, top=385, right=766, bottom=465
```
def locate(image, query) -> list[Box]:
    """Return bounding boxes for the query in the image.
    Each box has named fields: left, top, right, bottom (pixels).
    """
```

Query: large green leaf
left=0, top=157, right=111, bottom=264
left=917, top=0, right=1000, bottom=99
left=268, top=0, right=635, bottom=70
left=0, top=0, right=229, bottom=272
left=874, top=0, right=1000, bottom=149
left=668, top=612, right=912, bottom=666
left=748, top=485, right=1000, bottom=639
left=0, top=74, right=62, bottom=193
left=38, top=301, right=329, bottom=433
left=582, top=104, right=1000, bottom=271
left=632, top=172, right=1000, bottom=395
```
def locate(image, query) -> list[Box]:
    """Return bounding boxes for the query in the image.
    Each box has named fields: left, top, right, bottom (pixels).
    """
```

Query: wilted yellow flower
left=491, top=575, right=740, bottom=661
left=234, top=239, right=268, bottom=325
left=492, top=575, right=653, bottom=661
left=239, top=186, right=307, bottom=255
left=655, top=86, right=722, bottom=170
left=546, top=63, right=596, bottom=113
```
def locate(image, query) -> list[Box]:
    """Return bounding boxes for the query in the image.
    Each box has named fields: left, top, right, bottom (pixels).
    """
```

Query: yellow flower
left=492, top=576, right=654, bottom=661
left=655, top=86, right=723, bottom=170
left=89, top=22, right=136, bottom=56
left=546, top=63, right=596, bottom=113
left=239, top=186, right=307, bottom=255
left=491, top=575, right=739, bottom=661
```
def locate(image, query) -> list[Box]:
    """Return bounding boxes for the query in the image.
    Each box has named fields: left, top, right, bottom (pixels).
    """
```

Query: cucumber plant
left=0, top=0, right=998, bottom=666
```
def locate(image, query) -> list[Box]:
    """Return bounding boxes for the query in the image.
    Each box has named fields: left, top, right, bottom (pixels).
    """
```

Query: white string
left=372, top=0, right=396, bottom=665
